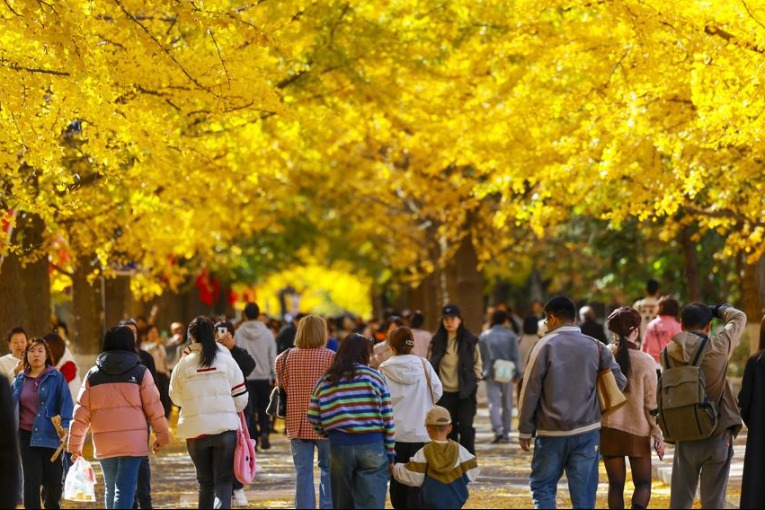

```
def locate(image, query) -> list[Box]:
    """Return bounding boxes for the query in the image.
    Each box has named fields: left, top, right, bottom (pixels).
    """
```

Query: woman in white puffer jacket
left=170, top=316, right=248, bottom=509
left=379, top=326, right=443, bottom=510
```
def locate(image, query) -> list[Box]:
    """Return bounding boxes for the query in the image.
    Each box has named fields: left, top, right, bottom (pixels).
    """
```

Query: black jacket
left=230, top=346, right=256, bottom=378
left=430, top=326, right=479, bottom=399
left=0, top=377, right=20, bottom=507
left=276, top=323, right=297, bottom=355
left=581, top=319, right=608, bottom=345
left=138, top=349, right=158, bottom=382
left=91, top=350, right=147, bottom=387
left=739, top=351, right=765, bottom=509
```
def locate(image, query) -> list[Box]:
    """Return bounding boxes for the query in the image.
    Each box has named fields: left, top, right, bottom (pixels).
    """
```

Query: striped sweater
left=308, top=364, right=395, bottom=456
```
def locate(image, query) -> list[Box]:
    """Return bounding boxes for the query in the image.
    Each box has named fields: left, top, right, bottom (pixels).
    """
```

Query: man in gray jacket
left=518, top=296, right=626, bottom=509
left=667, top=303, right=746, bottom=509
left=234, top=302, right=276, bottom=449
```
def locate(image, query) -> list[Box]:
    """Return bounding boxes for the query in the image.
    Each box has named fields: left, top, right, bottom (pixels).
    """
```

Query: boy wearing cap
left=391, top=406, right=480, bottom=509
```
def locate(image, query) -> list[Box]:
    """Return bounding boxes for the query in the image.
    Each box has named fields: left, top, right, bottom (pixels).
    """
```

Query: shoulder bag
left=485, top=339, right=515, bottom=384
left=421, top=358, right=435, bottom=405
left=266, top=348, right=291, bottom=418
left=597, top=341, right=627, bottom=416
left=234, top=411, right=258, bottom=483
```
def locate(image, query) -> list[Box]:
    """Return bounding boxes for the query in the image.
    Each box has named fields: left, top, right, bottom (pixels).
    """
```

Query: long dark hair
left=607, top=307, right=641, bottom=387
left=759, top=316, right=765, bottom=362
left=188, top=316, right=217, bottom=368
left=325, top=333, right=373, bottom=385
left=433, top=319, right=466, bottom=344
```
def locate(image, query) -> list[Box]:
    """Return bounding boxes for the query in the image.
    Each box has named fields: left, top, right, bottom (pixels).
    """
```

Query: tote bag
left=234, top=411, right=257, bottom=484
left=597, top=342, right=627, bottom=416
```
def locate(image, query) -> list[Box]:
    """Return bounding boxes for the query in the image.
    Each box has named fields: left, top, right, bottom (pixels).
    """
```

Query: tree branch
left=741, top=0, right=765, bottom=32
left=2, top=0, right=21, bottom=16
left=113, top=0, right=218, bottom=96
left=704, top=24, right=765, bottom=55
left=207, top=28, right=231, bottom=90
left=0, top=59, right=70, bottom=76
left=683, top=203, right=765, bottom=229
left=277, top=69, right=309, bottom=89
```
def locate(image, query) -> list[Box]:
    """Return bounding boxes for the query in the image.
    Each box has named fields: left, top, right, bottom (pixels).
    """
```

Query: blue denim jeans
left=529, top=430, right=600, bottom=509
left=187, top=430, right=237, bottom=509
left=100, top=456, right=143, bottom=510
left=291, top=439, right=332, bottom=509
left=329, top=441, right=388, bottom=509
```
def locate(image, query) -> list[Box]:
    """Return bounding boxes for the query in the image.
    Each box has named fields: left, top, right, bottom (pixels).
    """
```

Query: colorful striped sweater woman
left=308, top=333, right=395, bottom=509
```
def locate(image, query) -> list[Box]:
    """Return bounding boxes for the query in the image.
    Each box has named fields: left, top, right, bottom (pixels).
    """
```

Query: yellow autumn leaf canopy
left=2, top=0, right=765, bottom=293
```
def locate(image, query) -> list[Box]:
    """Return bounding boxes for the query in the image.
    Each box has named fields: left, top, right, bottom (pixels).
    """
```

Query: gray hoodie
left=233, top=320, right=276, bottom=381
left=518, top=325, right=626, bottom=439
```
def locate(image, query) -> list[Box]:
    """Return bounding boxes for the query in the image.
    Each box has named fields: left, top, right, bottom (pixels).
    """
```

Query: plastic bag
left=63, top=457, right=97, bottom=502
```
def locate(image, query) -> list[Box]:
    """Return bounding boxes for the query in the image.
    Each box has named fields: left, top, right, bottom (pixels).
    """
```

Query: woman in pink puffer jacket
left=68, top=326, right=169, bottom=509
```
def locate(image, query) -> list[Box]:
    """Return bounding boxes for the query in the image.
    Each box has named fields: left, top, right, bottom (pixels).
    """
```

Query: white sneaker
left=233, top=489, right=248, bottom=507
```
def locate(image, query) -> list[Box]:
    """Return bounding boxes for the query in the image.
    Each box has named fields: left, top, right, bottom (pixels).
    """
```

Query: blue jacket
left=12, top=366, right=74, bottom=449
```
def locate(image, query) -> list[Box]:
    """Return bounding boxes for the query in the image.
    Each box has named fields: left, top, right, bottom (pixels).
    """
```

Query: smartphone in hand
left=654, top=440, right=664, bottom=461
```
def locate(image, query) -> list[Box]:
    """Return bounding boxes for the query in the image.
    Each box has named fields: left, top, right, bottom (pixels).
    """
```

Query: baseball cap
left=426, top=405, right=452, bottom=426
left=442, top=304, right=461, bottom=318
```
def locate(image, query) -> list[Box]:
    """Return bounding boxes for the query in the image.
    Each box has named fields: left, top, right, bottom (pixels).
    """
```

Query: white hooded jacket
left=379, top=354, right=443, bottom=443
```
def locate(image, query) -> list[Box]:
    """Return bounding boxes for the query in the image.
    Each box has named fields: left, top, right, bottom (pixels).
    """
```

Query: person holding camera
left=665, top=302, right=746, bottom=509
left=214, top=319, right=256, bottom=507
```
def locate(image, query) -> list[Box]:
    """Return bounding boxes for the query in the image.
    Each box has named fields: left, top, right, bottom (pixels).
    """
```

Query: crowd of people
left=0, top=281, right=763, bottom=510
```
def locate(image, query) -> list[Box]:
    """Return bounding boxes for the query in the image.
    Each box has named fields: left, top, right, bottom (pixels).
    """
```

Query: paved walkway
left=60, top=407, right=747, bottom=509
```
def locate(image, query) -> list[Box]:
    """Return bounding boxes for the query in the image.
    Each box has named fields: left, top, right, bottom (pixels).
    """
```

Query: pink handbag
left=234, top=411, right=257, bottom=484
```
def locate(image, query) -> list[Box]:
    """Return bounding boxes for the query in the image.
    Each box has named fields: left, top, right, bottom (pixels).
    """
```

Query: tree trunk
left=104, top=274, right=135, bottom=328
left=0, top=248, right=26, bottom=349
left=404, top=270, right=442, bottom=333
left=680, top=226, right=702, bottom=302
left=453, top=234, right=485, bottom=335
left=371, top=284, right=385, bottom=321
left=421, top=270, right=441, bottom=333
left=71, top=255, right=103, bottom=354
left=0, top=213, right=50, bottom=338
left=156, top=289, right=186, bottom=333
left=741, top=254, right=765, bottom=355
left=444, top=241, right=460, bottom=309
